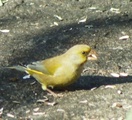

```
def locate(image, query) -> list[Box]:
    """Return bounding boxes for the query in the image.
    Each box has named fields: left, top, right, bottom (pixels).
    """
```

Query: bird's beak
left=87, top=49, right=97, bottom=61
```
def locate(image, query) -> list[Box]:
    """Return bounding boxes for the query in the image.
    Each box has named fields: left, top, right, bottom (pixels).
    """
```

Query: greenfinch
left=9, top=44, right=97, bottom=97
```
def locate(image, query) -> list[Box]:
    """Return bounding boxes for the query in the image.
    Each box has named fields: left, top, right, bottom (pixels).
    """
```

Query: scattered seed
left=121, top=31, right=126, bottom=35
left=54, top=15, right=63, bottom=21
left=43, top=96, right=49, bottom=100
left=88, top=54, right=97, bottom=61
left=57, top=108, right=65, bottom=112
left=30, top=81, right=36, bottom=85
left=83, top=68, right=89, bottom=73
left=33, top=112, right=45, bottom=116
left=117, top=104, right=123, bottom=108
left=105, top=85, right=116, bottom=89
left=54, top=22, right=59, bottom=26
left=119, top=35, right=129, bottom=40
left=26, top=110, right=30, bottom=114
left=112, top=103, right=122, bottom=108
left=112, top=47, right=123, bottom=50
left=37, top=96, right=48, bottom=103
left=12, top=101, right=20, bottom=104
left=0, top=29, right=10, bottom=33
left=119, top=72, right=128, bottom=77
left=23, top=75, right=30, bottom=79
left=111, top=73, right=120, bottom=77
left=45, top=101, right=57, bottom=106
left=29, top=3, right=34, bottom=5
left=7, top=113, right=15, bottom=118
left=0, top=0, right=2, bottom=6
left=88, top=7, right=97, bottom=10
left=34, top=92, right=37, bottom=96
left=37, top=99, right=48, bottom=103
left=78, top=16, right=87, bottom=24
left=33, top=108, right=39, bottom=112
left=79, top=100, right=88, bottom=104
left=110, top=8, right=120, bottom=13
left=0, top=108, right=3, bottom=116
left=91, top=87, right=97, bottom=91
left=85, top=25, right=93, bottom=28
left=117, top=90, right=122, bottom=94
left=69, top=28, right=72, bottom=30
left=96, top=10, right=103, bottom=13
left=50, top=22, right=59, bottom=27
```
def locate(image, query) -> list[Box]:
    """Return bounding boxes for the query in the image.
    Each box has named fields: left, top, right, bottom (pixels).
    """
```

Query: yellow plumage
left=9, top=44, right=97, bottom=97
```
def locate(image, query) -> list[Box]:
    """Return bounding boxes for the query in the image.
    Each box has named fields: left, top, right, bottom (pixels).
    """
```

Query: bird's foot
left=46, top=88, right=63, bottom=97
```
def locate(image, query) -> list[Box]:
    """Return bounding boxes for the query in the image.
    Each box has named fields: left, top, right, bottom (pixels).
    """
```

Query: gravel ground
left=0, top=0, right=132, bottom=120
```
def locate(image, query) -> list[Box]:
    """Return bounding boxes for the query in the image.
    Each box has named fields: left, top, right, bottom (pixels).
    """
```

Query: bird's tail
left=8, top=65, right=44, bottom=75
left=8, top=65, right=26, bottom=72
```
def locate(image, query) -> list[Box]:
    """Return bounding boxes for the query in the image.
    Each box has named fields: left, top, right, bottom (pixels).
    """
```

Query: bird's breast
left=52, top=64, right=84, bottom=87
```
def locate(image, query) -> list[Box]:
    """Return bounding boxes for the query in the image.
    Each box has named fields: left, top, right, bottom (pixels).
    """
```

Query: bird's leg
left=42, top=84, right=63, bottom=97
left=46, top=88, right=63, bottom=97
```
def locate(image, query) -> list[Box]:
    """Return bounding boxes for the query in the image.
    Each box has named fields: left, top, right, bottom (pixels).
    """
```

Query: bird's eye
left=82, top=51, right=86, bottom=55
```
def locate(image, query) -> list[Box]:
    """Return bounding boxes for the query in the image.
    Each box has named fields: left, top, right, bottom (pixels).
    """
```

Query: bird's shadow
left=60, top=75, right=132, bottom=91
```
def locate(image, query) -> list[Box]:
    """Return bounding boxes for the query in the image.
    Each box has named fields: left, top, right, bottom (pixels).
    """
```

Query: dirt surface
left=0, top=0, right=132, bottom=119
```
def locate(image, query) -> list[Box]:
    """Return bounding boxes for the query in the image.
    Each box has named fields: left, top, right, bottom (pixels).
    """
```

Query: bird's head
left=65, top=44, right=92, bottom=65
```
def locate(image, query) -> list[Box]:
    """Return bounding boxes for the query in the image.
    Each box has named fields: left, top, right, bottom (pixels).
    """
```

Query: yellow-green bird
left=9, top=44, right=97, bottom=97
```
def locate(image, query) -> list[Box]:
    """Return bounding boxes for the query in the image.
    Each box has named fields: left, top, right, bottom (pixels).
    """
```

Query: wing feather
left=27, top=55, right=63, bottom=75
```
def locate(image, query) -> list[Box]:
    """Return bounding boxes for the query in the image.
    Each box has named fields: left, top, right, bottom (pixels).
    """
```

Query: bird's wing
left=27, top=61, right=50, bottom=75
left=27, top=56, right=63, bottom=75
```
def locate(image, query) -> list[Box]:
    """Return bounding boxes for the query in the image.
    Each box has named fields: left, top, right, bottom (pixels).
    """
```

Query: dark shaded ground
left=0, top=0, right=132, bottom=119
